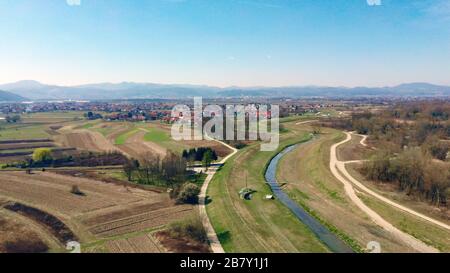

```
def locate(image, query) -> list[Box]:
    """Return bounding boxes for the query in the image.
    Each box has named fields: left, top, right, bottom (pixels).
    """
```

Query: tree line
left=123, top=152, right=201, bottom=204
left=362, top=147, right=449, bottom=206
left=322, top=101, right=450, bottom=160
left=182, top=147, right=217, bottom=162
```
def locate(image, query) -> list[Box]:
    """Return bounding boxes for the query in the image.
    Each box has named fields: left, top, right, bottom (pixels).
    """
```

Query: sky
left=0, top=0, right=450, bottom=87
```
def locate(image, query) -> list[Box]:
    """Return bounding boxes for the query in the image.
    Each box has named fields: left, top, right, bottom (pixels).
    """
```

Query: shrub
left=70, top=185, right=85, bottom=196
left=176, top=183, right=200, bottom=204
left=168, top=217, right=207, bottom=243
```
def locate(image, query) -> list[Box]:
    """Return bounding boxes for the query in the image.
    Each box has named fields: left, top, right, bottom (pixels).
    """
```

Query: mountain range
left=1, top=80, right=450, bottom=101
left=0, top=89, right=27, bottom=102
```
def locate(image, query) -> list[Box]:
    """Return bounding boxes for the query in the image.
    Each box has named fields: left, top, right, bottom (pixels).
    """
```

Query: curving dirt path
left=330, top=132, right=440, bottom=253
left=198, top=137, right=238, bottom=253
left=295, top=120, right=317, bottom=125
left=341, top=132, right=450, bottom=231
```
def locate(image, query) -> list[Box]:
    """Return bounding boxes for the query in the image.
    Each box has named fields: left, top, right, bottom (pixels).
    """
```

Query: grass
left=0, top=148, right=35, bottom=154
left=359, top=193, right=450, bottom=252
left=114, top=128, right=140, bottom=145
left=0, top=124, right=50, bottom=140
left=79, top=123, right=95, bottom=129
left=206, top=125, right=329, bottom=253
left=275, top=125, right=419, bottom=252
left=143, top=127, right=171, bottom=142
left=141, top=124, right=190, bottom=154
left=19, top=111, right=84, bottom=123
left=188, top=172, right=208, bottom=187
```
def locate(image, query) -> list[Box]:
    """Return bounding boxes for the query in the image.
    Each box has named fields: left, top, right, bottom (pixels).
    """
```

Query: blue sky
left=0, top=0, right=450, bottom=87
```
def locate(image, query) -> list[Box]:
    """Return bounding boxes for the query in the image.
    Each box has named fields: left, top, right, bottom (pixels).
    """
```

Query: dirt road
left=198, top=137, right=238, bottom=253
left=330, top=132, right=440, bottom=253
left=341, top=132, right=450, bottom=231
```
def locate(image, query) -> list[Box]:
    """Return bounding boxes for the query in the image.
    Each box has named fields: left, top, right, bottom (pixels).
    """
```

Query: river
left=264, top=143, right=354, bottom=253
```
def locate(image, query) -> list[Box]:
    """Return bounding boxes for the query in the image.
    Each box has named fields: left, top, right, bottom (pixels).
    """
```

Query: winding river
left=264, top=143, right=354, bottom=253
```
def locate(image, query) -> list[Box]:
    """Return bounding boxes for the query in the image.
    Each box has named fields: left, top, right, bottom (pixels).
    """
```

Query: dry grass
left=0, top=210, right=50, bottom=253
left=0, top=171, right=198, bottom=252
left=105, top=233, right=164, bottom=253
left=55, top=130, right=120, bottom=154
left=277, top=128, right=415, bottom=252
left=336, top=134, right=374, bottom=161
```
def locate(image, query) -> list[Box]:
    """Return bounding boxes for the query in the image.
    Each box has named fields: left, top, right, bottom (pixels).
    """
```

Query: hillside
left=1, top=81, right=450, bottom=100
left=0, top=89, right=27, bottom=102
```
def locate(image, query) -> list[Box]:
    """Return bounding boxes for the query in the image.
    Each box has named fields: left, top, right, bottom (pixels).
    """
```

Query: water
left=264, top=144, right=354, bottom=253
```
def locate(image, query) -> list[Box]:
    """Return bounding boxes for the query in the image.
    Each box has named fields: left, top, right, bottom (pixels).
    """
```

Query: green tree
left=32, top=148, right=53, bottom=163
left=202, top=150, right=213, bottom=170
left=177, top=183, right=201, bottom=204
left=123, top=158, right=139, bottom=181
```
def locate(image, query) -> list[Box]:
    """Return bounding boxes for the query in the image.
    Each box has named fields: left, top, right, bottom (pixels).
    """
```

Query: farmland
left=0, top=171, right=200, bottom=253
left=0, top=111, right=221, bottom=253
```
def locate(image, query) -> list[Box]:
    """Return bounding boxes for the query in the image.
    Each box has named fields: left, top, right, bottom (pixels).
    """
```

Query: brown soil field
left=53, top=169, right=165, bottom=193
left=105, top=233, right=164, bottom=253
left=0, top=142, right=55, bottom=150
left=0, top=155, right=30, bottom=164
left=4, top=202, right=78, bottom=244
left=0, top=172, right=161, bottom=216
left=0, top=171, right=196, bottom=252
left=86, top=205, right=194, bottom=237
left=155, top=231, right=211, bottom=253
left=0, top=139, right=64, bottom=163
left=0, top=139, right=52, bottom=144
left=55, top=130, right=121, bottom=154
left=0, top=210, right=52, bottom=253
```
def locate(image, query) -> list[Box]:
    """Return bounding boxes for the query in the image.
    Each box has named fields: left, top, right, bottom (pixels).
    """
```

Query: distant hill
left=0, top=89, right=27, bottom=102
left=1, top=80, right=450, bottom=100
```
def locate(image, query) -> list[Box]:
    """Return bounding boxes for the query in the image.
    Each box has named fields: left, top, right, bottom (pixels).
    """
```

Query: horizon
left=1, top=0, right=450, bottom=87
left=1, top=79, right=449, bottom=90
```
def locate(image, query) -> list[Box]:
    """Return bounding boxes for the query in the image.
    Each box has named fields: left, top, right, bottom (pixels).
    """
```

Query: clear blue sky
left=1, top=0, right=449, bottom=87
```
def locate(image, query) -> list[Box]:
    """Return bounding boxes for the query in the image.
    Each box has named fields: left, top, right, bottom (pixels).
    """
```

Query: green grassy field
left=359, top=194, right=450, bottom=252
left=206, top=122, right=329, bottom=253
left=78, top=123, right=96, bottom=130
left=141, top=124, right=191, bottom=154
left=276, top=128, right=373, bottom=252
left=143, top=127, right=171, bottom=142
left=0, top=124, right=50, bottom=140
left=114, top=128, right=140, bottom=145
left=19, top=111, right=85, bottom=123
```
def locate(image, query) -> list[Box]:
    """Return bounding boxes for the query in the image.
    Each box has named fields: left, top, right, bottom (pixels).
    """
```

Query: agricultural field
left=0, top=171, right=200, bottom=253
left=0, top=138, right=74, bottom=164
left=0, top=124, right=50, bottom=140
left=0, top=205, right=61, bottom=253
left=0, top=111, right=219, bottom=253
left=103, top=233, right=164, bottom=253
left=18, top=111, right=84, bottom=124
